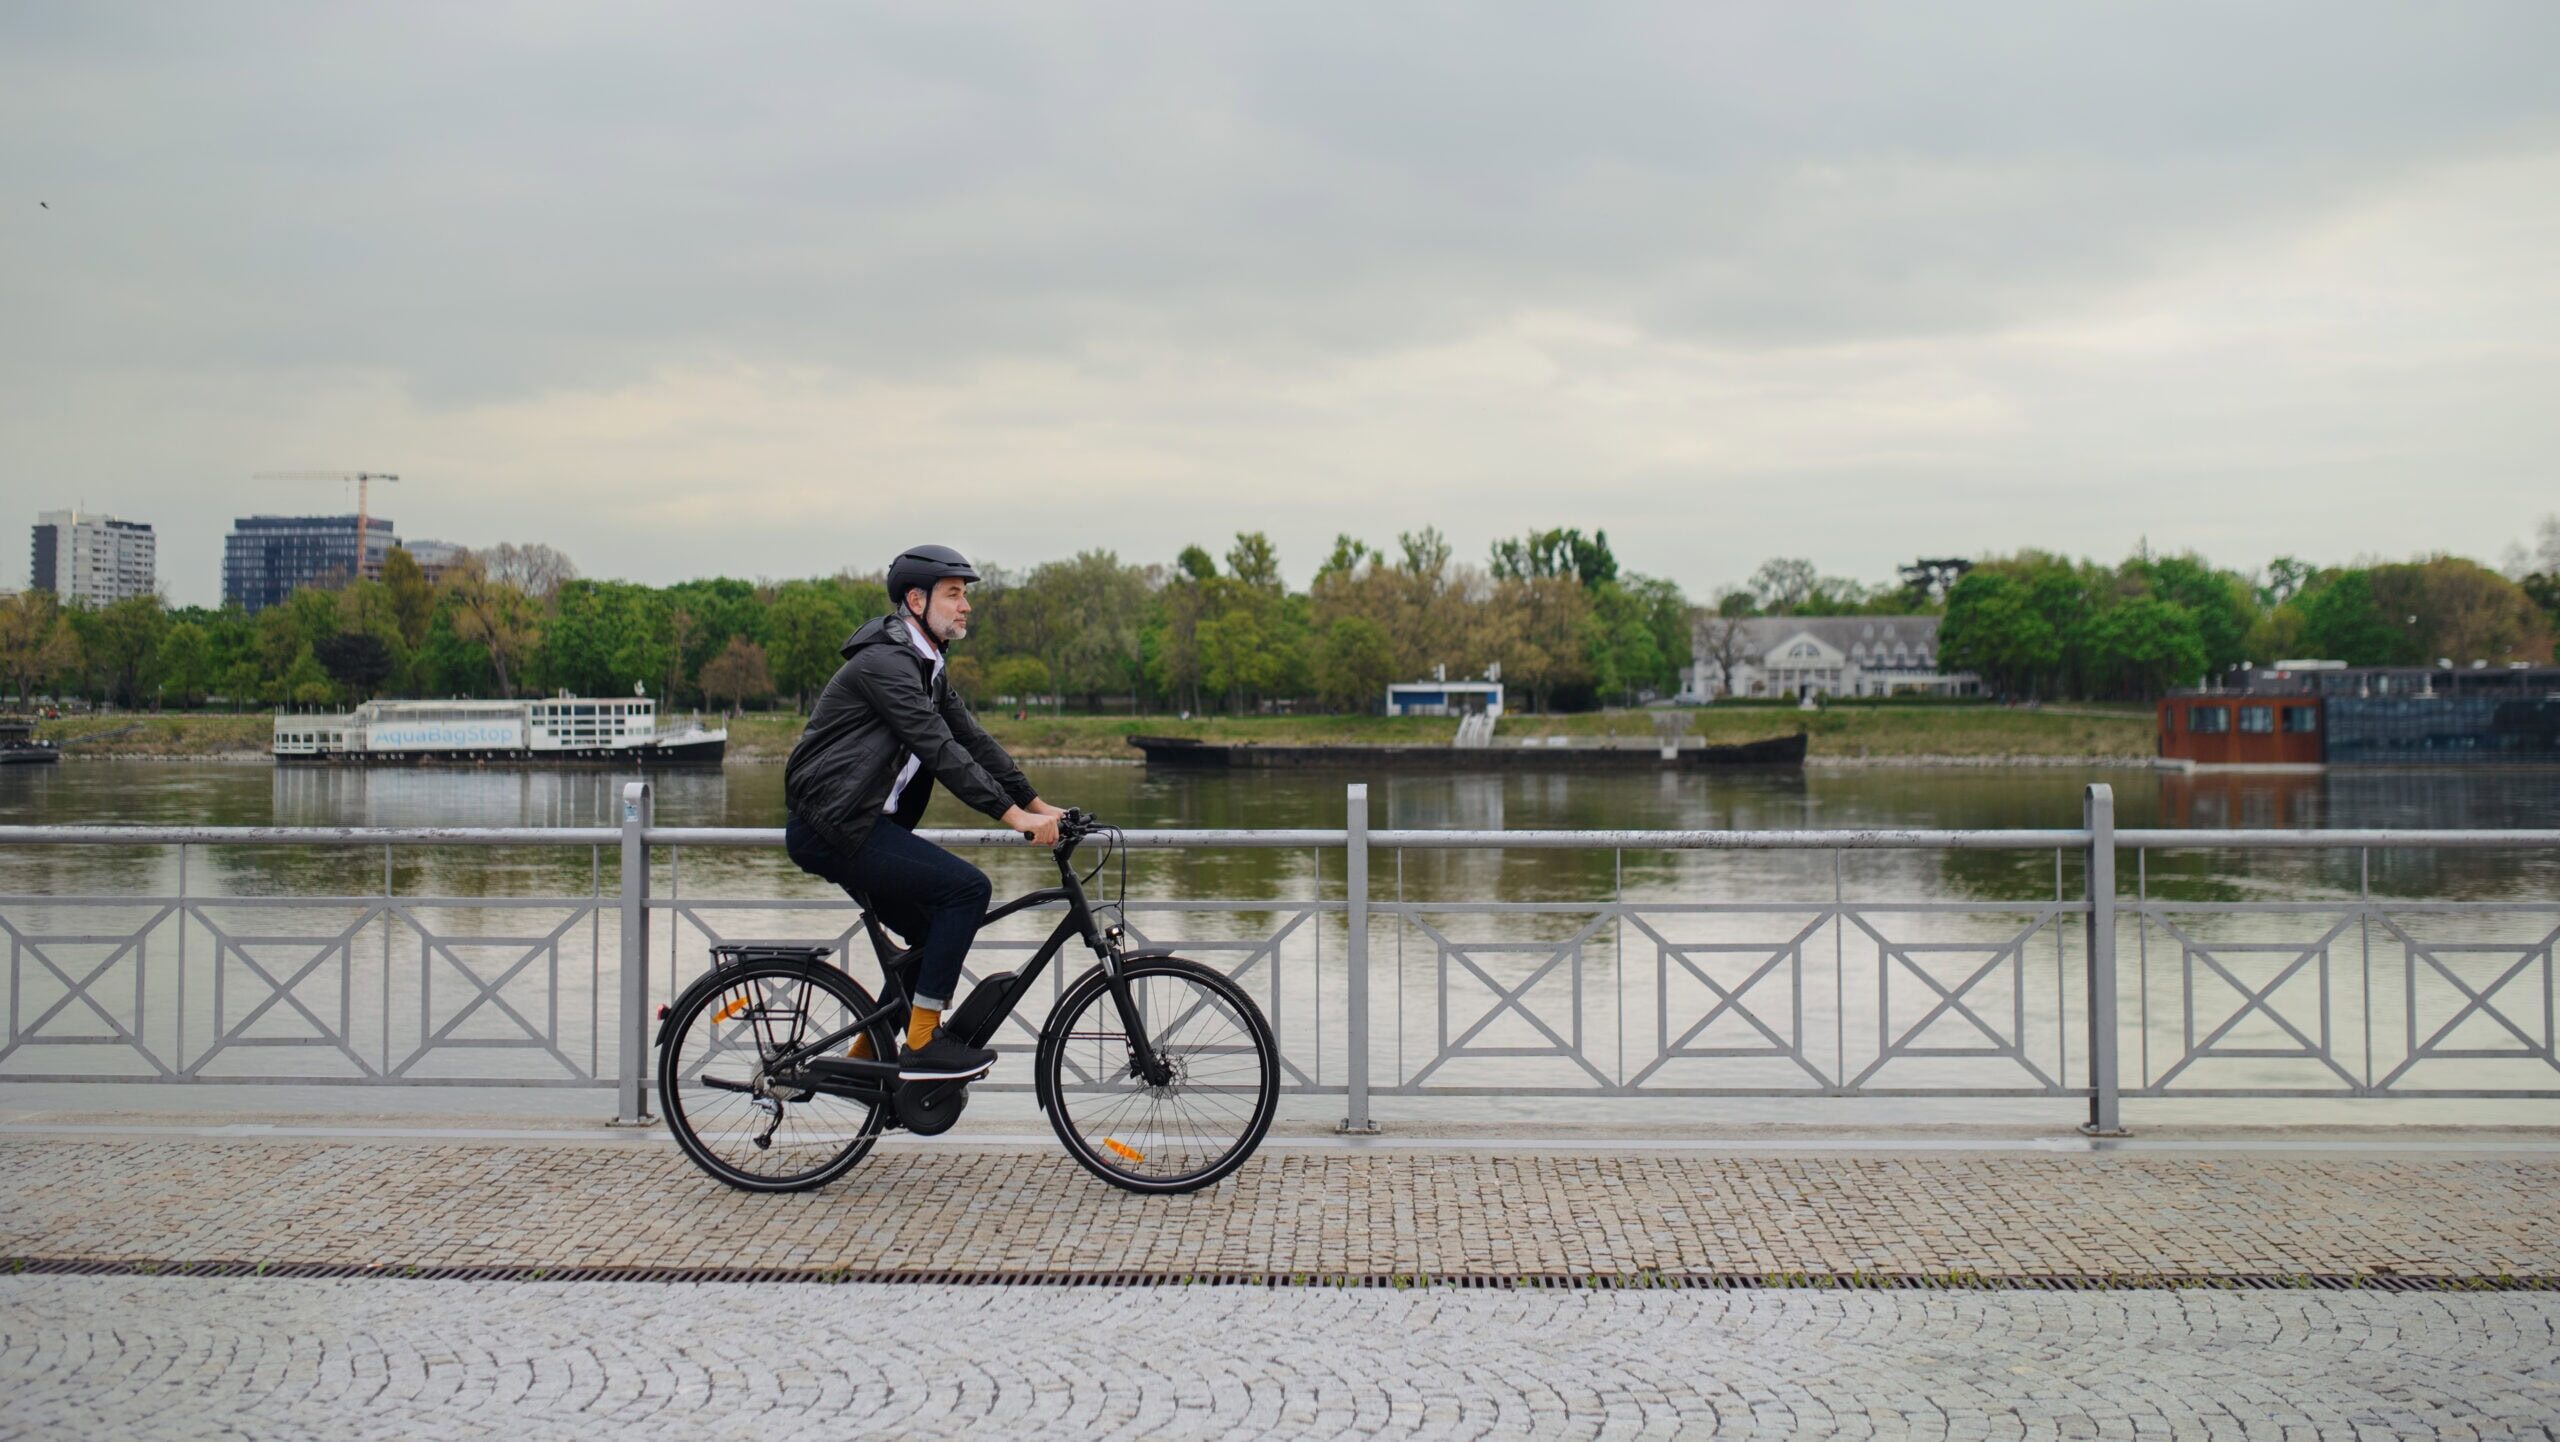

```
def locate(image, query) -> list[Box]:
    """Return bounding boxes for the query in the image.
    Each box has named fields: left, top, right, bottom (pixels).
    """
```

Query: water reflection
left=2, top=760, right=2552, bottom=909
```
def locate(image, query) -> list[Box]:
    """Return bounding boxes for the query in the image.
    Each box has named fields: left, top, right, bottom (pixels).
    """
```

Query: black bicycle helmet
left=886, top=544, right=982, bottom=614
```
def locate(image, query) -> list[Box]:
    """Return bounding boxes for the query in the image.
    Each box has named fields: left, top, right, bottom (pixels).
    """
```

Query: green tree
left=313, top=632, right=396, bottom=701
left=2128, top=553, right=2255, bottom=674
left=1313, top=617, right=1394, bottom=713
left=1584, top=580, right=1672, bottom=704
left=1940, top=572, right=2063, bottom=698
left=987, top=655, right=1053, bottom=705
left=281, top=644, right=335, bottom=707
left=380, top=547, right=437, bottom=649
left=2078, top=595, right=2207, bottom=698
left=2370, top=557, right=2554, bottom=666
left=1224, top=532, right=1283, bottom=591
left=540, top=580, right=672, bottom=698
left=155, top=622, right=214, bottom=708
left=1198, top=609, right=1284, bottom=710
left=444, top=561, right=541, bottom=698
left=0, top=591, right=82, bottom=705
left=2295, top=570, right=2408, bottom=666
left=76, top=595, right=170, bottom=708
left=765, top=585, right=851, bottom=710
left=696, top=635, right=775, bottom=715
left=1491, top=528, right=1618, bottom=588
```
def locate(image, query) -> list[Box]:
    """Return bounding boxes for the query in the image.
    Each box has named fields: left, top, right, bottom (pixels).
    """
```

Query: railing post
left=1339, top=782, right=1378, bottom=1134
left=2081, top=782, right=2127, bottom=1137
left=613, top=781, right=655, bottom=1126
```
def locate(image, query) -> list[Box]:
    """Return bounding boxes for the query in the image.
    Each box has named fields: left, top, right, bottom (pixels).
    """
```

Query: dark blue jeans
left=785, top=813, right=992, bottom=1010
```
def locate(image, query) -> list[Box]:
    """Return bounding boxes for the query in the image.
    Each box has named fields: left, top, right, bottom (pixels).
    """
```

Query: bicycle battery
left=945, top=971, right=1018, bottom=1047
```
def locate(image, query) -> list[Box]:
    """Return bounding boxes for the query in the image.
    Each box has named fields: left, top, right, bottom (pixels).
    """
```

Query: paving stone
left=5, top=1278, right=2557, bottom=1441
left=2, top=1138, right=2558, bottom=1278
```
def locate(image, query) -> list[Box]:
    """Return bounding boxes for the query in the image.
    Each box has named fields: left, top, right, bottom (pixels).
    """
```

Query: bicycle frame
left=762, top=827, right=1167, bottom=1096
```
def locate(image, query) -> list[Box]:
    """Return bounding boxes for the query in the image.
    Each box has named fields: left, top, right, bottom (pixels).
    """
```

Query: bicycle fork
left=1101, top=954, right=1176, bottom=1088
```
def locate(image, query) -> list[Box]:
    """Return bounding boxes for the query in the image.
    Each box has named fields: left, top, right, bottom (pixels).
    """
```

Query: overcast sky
left=5, top=4, right=2556, bottom=607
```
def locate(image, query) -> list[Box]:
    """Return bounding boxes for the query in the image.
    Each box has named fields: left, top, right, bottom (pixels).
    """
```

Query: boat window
left=2282, top=706, right=2320, bottom=733
left=2239, top=706, right=2274, bottom=734
left=2189, top=706, right=2230, bottom=734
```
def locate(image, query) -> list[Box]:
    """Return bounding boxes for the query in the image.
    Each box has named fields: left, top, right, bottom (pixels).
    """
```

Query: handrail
left=0, top=825, right=619, bottom=847
left=2116, top=829, right=2560, bottom=849
left=7, top=824, right=2556, bottom=851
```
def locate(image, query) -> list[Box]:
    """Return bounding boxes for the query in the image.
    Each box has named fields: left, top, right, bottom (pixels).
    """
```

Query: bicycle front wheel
left=1039, top=956, right=1279, bottom=1194
left=658, top=958, right=893, bottom=1193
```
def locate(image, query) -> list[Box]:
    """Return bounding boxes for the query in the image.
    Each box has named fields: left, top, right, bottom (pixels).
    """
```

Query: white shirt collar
left=903, top=616, right=944, bottom=676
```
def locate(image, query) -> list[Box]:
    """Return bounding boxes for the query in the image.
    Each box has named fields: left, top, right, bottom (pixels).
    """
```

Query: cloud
left=2, top=3, right=2556, bottom=601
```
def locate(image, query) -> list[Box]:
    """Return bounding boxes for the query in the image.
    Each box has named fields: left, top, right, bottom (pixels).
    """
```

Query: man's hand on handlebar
left=1002, top=805, right=1061, bottom=847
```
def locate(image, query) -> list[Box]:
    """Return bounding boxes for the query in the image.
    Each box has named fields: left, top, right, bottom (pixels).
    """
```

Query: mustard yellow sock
left=847, top=1033, right=875, bottom=1060
left=906, top=1007, right=942, bottom=1051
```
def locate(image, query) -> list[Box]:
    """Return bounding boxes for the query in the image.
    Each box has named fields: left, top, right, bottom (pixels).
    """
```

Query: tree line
left=0, top=527, right=1694, bottom=716
left=3, top=520, right=2552, bottom=714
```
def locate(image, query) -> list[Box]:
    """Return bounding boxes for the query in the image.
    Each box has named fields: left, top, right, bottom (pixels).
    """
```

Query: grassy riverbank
left=25, top=704, right=2154, bottom=763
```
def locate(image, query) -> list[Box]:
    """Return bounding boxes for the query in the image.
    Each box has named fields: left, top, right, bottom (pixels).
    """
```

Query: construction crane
left=251, top=471, right=400, bottom=579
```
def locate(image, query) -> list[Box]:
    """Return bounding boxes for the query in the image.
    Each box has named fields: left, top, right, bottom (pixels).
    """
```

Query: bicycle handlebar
left=1053, top=807, right=1099, bottom=850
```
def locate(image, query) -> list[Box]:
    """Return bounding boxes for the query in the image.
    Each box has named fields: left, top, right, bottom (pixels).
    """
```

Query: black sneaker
left=898, top=1030, right=998, bottom=1081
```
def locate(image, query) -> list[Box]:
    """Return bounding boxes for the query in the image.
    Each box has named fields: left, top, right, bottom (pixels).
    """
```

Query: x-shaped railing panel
left=0, top=907, right=178, bottom=1076
left=1402, top=912, right=1613, bottom=1089
left=1845, top=910, right=2062, bottom=1091
left=186, top=906, right=381, bottom=1078
left=2146, top=913, right=2358, bottom=1091
left=2377, top=915, right=2560, bottom=1090
left=1627, top=910, right=1832, bottom=1089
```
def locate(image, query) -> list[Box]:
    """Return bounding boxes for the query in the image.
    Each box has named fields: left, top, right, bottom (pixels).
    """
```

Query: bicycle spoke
left=1051, top=965, right=1272, bottom=1189
left=663, top=961, right=887, bottom=1190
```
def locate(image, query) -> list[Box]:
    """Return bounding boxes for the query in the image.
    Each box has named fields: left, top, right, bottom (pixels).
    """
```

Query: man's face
left=910, top=577, right=970, bottom=643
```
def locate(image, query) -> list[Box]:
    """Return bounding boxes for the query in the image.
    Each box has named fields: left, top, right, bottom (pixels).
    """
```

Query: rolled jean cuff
left=912, top=993, right=950, bottom=1012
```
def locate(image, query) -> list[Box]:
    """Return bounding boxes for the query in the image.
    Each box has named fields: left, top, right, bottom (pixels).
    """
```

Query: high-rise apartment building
left=31, top=509, right=157, bottom=606
left=222, top=515, right=399, bottom=613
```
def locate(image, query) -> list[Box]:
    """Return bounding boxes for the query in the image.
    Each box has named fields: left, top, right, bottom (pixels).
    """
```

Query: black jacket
left=782, top=612, right=1035, bottom=853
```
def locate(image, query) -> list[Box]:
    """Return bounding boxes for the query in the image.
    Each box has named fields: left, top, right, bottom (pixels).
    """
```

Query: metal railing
left=2, top=783, right=2554, bottom=1133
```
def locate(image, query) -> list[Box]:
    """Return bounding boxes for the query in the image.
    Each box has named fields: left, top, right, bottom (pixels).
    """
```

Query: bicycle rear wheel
left=658, top=958, right=893, bottom=1193
left=1039, top=956, right=1279, bottom=1194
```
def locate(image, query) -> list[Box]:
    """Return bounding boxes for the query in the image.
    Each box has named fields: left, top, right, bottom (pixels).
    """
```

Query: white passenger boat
left=273, top=691, right=726, bottom=767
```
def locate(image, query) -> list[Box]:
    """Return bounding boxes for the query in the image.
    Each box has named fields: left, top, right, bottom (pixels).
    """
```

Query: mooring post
left=614, top=780, right=655, bottom=1126
left=1340, top=782, right=1379, bottom=1134
left=2081, top=782, right=2127, bottom=1137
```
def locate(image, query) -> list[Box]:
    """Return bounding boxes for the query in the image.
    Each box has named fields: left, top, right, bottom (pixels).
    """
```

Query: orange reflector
left=1102, top=1137, right=1144, bottom=1164
left=713, top=996, right=749, bottom=1022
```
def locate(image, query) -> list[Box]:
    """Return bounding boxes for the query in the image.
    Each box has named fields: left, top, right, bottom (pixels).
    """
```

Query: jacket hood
left=840, top=611, right=931, bottom=660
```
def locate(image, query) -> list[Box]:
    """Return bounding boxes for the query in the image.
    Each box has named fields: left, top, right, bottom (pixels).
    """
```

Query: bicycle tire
left=1038, top=956, right=1279, bottom=1194
left=658, top=957, right=894, bottom=1193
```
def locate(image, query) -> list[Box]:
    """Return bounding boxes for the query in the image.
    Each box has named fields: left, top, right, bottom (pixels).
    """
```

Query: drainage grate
left=6, top=1258, right=2555, bottom=1293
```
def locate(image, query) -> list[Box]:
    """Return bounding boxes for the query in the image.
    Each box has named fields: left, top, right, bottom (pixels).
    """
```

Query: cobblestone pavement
left=4, top=1138, right=2558, bottom=1277
left=4, top=1275, right=2557, bottom=1440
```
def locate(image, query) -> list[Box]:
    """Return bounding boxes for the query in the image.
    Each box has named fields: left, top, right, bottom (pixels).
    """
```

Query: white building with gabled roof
left=1686, top=615, right=1979, bottom=701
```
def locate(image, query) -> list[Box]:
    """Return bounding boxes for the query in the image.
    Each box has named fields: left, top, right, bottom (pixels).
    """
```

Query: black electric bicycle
left=655, top=811, right=1279, bottom=1195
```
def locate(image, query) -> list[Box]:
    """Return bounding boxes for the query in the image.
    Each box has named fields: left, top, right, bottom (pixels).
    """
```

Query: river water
left=2, top=760, right=2554, bottom=1125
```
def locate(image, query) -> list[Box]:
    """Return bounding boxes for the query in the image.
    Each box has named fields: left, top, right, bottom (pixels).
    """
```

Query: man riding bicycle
left=782, top=544, right=1068, bottom=1082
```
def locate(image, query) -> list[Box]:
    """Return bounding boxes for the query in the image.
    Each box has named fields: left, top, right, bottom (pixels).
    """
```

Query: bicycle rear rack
left=707, top=942, right=836, bottom=974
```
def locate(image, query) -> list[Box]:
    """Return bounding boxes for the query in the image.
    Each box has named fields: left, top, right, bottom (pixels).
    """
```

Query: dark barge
left=0, top=718, right=61, bottom=766
left=1128, top=731, right=1807, bottom=771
